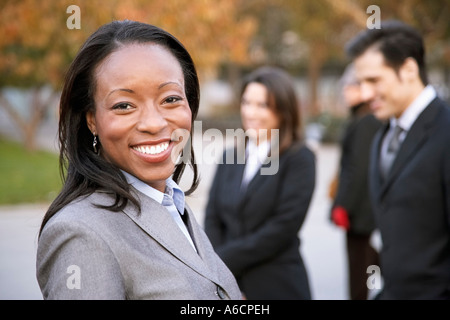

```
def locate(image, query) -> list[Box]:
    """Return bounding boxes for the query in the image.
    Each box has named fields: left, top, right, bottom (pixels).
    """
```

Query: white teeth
left=133, top=142, right=169, bottom=155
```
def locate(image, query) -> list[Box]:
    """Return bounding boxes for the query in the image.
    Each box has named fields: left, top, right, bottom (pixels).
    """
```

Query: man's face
left=354, top=49, right=413, bottom=120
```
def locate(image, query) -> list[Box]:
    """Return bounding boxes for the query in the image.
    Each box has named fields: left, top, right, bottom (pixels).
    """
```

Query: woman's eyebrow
left=106, top=82, right=183, bottom=98
left=158, top=81, right=183, bottom=90
left=107, top=88, right=135, bottom=98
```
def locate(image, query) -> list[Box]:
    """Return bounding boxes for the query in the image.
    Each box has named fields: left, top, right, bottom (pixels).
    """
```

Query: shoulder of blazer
left=281, top=141, right=315, bottom=164
left=421, top=97, right=449, bottom=124
left=41, top=190, right=129, bottom=233
left=432, top=97, right=450, bottom=126
left=401, top=96, right=450, bottom=147
left=265, top=141, right=315, bottom=181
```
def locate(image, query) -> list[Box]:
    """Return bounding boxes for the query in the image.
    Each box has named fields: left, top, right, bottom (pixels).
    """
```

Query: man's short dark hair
left=346, top=20, right=428, bottom=85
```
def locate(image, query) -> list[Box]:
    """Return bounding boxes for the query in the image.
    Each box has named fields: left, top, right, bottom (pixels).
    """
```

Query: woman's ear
left=86, top=110, right=97, bottom=134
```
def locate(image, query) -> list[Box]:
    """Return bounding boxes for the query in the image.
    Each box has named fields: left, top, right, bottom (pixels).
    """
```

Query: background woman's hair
left=240, top=66, right=303, bottom=152
left=40, top=20, right=200, bottom=235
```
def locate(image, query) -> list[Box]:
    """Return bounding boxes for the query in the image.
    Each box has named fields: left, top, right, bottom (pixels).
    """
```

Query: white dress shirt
left=241, top=139, right=270, bottom=189
left=121, top=170, right=197, bottom=252
left=381, top=85, right=437, bottom=161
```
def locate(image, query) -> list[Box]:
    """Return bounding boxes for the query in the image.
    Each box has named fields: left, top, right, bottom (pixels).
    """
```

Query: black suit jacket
left=369, top=97, right=450, bottom=299
left=204, top=142, right=316, bottom=299
left=333, top=109, right=382, bottom=235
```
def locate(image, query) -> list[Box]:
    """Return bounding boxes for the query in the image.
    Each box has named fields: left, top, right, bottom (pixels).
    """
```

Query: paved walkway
left=0, top=141, right=352, bottom=300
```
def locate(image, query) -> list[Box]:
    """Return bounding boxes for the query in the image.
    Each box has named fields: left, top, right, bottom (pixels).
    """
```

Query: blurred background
left=0, top=0, right=449, bottom=299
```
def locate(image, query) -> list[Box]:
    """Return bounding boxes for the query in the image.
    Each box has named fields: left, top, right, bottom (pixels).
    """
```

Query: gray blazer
left=36, top=189, right=242, bottom=300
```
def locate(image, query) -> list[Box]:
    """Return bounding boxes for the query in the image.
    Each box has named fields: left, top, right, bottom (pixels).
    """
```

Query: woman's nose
left=136, top=104, right=168, bottom=134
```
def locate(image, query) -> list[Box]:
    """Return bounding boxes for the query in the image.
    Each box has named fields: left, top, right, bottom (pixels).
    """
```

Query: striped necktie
left=380, top=125, right=404, bottom=180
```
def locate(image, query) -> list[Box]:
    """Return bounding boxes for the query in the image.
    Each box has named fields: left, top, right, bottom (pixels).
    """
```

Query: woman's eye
left=164, top=96, right=182, bottom=104
left=112, top=102, right=133, bottom=110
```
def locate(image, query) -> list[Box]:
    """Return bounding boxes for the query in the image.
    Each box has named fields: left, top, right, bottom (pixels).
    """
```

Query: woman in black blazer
left=204, top=67, right=316, bottom=299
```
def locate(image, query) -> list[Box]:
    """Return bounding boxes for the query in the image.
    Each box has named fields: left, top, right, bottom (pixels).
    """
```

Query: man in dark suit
left=346, top=20, right=450, bottom=299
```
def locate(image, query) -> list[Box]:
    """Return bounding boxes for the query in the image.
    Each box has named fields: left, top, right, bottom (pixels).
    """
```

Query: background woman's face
left=240, top=82, right=280, bottom=144
left=86, top=43, right=192, bottom=192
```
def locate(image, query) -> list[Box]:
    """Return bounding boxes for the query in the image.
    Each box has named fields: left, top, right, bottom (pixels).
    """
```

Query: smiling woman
left=36, top=20, right=242, bottom=300
left=86, top=43, right=192, bottom=192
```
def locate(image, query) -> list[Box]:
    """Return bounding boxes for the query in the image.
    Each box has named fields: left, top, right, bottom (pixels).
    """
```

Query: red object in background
left=332, top=206, right=350, bottom=231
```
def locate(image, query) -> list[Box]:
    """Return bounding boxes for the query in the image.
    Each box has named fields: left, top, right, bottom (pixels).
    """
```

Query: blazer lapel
left=121, top=189, right=217, bottom=281
left=371, top=124, right=387, bottom=202
left=232, top=162, right=247, bottom=204
left=183, top=205, right=225, bottom=282
left=379, top=100, right=440, bottom=198
left=239, top=146, right=283, bottom=206
left=241, top=162, right=270, bottom=197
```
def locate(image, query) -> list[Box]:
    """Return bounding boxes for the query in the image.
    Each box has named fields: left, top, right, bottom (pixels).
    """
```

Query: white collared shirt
left=241, top=139, right=270, bottom=189
left=121, top=170, right=197, bottom=251
left=381, top=85, right=437, bottom=156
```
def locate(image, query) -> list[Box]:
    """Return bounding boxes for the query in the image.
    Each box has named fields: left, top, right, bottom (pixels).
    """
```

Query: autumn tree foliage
left=0, top=0, right=256, bottom=150
left=241, top=0, right=450, bottom=116
left=1, top=0, right=448, bottom=150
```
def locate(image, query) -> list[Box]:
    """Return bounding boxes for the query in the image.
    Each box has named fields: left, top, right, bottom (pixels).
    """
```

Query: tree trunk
left=307, top=42, right=326, bottom=118
left=0, top=87, right=59, bottom=152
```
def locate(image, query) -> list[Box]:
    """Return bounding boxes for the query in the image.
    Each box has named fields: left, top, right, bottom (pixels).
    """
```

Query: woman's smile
left=86, top=43, right=192, bottom=191
left=131, top=140, right=174, bottom=163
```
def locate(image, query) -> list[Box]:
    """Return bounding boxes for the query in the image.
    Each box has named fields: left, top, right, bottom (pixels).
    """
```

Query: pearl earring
left=92, top=133, right=98, bottom=154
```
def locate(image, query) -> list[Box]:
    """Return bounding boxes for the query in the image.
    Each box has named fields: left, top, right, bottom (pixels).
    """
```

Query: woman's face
left=86, top=43, right=192, bottom=192
left=240, top=82, right=280, bottom=143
